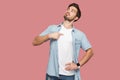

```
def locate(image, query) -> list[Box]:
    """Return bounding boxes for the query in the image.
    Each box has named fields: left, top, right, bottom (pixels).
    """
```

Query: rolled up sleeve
left=81, top=33, right=92, bottom=51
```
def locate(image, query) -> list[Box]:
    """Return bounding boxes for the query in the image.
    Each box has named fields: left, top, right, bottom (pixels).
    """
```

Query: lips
left=65, top=12, right=70, bottom=16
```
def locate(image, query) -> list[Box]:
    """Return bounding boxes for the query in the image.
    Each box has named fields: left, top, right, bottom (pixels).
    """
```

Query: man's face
left=64, top=6, right=78, bottom=22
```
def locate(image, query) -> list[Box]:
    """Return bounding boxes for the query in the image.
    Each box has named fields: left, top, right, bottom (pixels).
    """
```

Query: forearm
left=32, top=34, right=49, bottom=46
left=32, top=32, right=63, bottom=46
left=79, top=48, right=94, bottom=67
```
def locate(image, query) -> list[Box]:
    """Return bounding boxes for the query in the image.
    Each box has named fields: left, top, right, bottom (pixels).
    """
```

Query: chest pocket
left=75, top=39, right=81, bottom=48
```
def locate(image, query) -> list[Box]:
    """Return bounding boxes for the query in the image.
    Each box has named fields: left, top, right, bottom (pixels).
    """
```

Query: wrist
left=76, top=63, right=80, bottom=69
left=48, top=34, right=51, bottom=39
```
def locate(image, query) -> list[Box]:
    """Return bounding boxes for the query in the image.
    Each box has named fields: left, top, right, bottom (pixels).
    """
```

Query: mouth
left=65, top=12, right=70, bottom=16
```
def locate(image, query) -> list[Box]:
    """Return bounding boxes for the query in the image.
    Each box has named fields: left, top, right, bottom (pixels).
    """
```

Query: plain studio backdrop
left=0, top=0, right=120, bottom=80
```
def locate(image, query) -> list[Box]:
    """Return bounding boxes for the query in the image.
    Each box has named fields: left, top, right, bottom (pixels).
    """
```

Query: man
left=33, top=3, right=93, bottom=80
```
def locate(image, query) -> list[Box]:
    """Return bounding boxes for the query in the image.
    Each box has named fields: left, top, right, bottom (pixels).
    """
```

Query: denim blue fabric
left=40, top=23, right=92, bottom=80
left=46, top=74, right=74, bottom=80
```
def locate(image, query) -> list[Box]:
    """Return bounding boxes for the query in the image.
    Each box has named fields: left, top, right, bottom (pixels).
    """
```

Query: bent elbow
left=32, top=40, right=38, bottom=46
left=89, top=49, right=94, bottom=57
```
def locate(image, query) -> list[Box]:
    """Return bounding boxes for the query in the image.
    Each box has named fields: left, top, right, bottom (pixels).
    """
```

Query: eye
left=71, top=9, right=76, bottom=13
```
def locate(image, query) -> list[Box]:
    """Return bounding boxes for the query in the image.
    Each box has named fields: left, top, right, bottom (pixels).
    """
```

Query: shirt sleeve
left=81, top=33, right=92, bottom=51
left=39, top=25, right=52, bottom=36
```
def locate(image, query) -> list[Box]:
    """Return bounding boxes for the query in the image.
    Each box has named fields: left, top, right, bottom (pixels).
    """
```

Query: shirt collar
left=57, top=22, right=75, bottom=32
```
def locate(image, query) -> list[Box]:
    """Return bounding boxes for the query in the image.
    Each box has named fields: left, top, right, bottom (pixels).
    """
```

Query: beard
left=64, top=15, right=75, bottom=22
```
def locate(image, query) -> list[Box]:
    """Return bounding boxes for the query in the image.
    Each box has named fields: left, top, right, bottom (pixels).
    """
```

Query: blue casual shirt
left=39, top=23, right=92, bottom=80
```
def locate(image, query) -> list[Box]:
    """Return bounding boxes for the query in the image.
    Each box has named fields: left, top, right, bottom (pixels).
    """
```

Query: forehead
left=68, top=6, right=78, bottom=11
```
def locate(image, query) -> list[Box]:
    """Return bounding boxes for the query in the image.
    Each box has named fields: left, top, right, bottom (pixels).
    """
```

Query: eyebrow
left=67, top=7, right=77, bottom=11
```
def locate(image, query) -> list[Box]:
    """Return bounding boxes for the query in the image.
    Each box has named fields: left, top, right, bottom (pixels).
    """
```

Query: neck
left=63, top=20, right=74, bottom=29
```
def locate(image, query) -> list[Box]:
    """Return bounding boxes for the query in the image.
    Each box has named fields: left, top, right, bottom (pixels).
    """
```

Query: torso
left=58, top=25, right=75, bottom=75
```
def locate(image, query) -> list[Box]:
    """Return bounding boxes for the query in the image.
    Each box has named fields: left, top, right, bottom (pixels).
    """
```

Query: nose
left=66, top=10, right=71, bottom=14
left=66, top=8, right=71, bottom=12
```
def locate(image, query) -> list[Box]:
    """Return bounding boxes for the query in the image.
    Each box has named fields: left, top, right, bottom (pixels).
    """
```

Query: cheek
left=71, top=14, right=76, bottom=18
left=71, top=12, right=76, bottom=17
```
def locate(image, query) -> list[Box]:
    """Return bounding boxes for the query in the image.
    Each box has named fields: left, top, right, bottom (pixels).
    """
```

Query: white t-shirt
left=58, top=25, right=75, bottom=75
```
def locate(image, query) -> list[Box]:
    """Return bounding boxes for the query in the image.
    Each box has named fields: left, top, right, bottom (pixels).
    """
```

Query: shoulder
left=73, top=28, right=89, bottom=41
left=47, top=24, right=59, bottom=29
left=46, top=24, right=60, bottom=32
left=74, top=28, right=85, bottom=36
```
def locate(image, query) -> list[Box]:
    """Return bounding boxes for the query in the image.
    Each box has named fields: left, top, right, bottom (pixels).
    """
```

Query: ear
left=74, top=17, right=78, bottom=21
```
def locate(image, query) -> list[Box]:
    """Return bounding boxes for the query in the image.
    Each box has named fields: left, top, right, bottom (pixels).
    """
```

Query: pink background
left=0, top=0, right=120, bottom=80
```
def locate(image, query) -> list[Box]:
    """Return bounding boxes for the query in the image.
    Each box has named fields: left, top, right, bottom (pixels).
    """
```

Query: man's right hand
left=48, top=32, right=63, bottom=39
